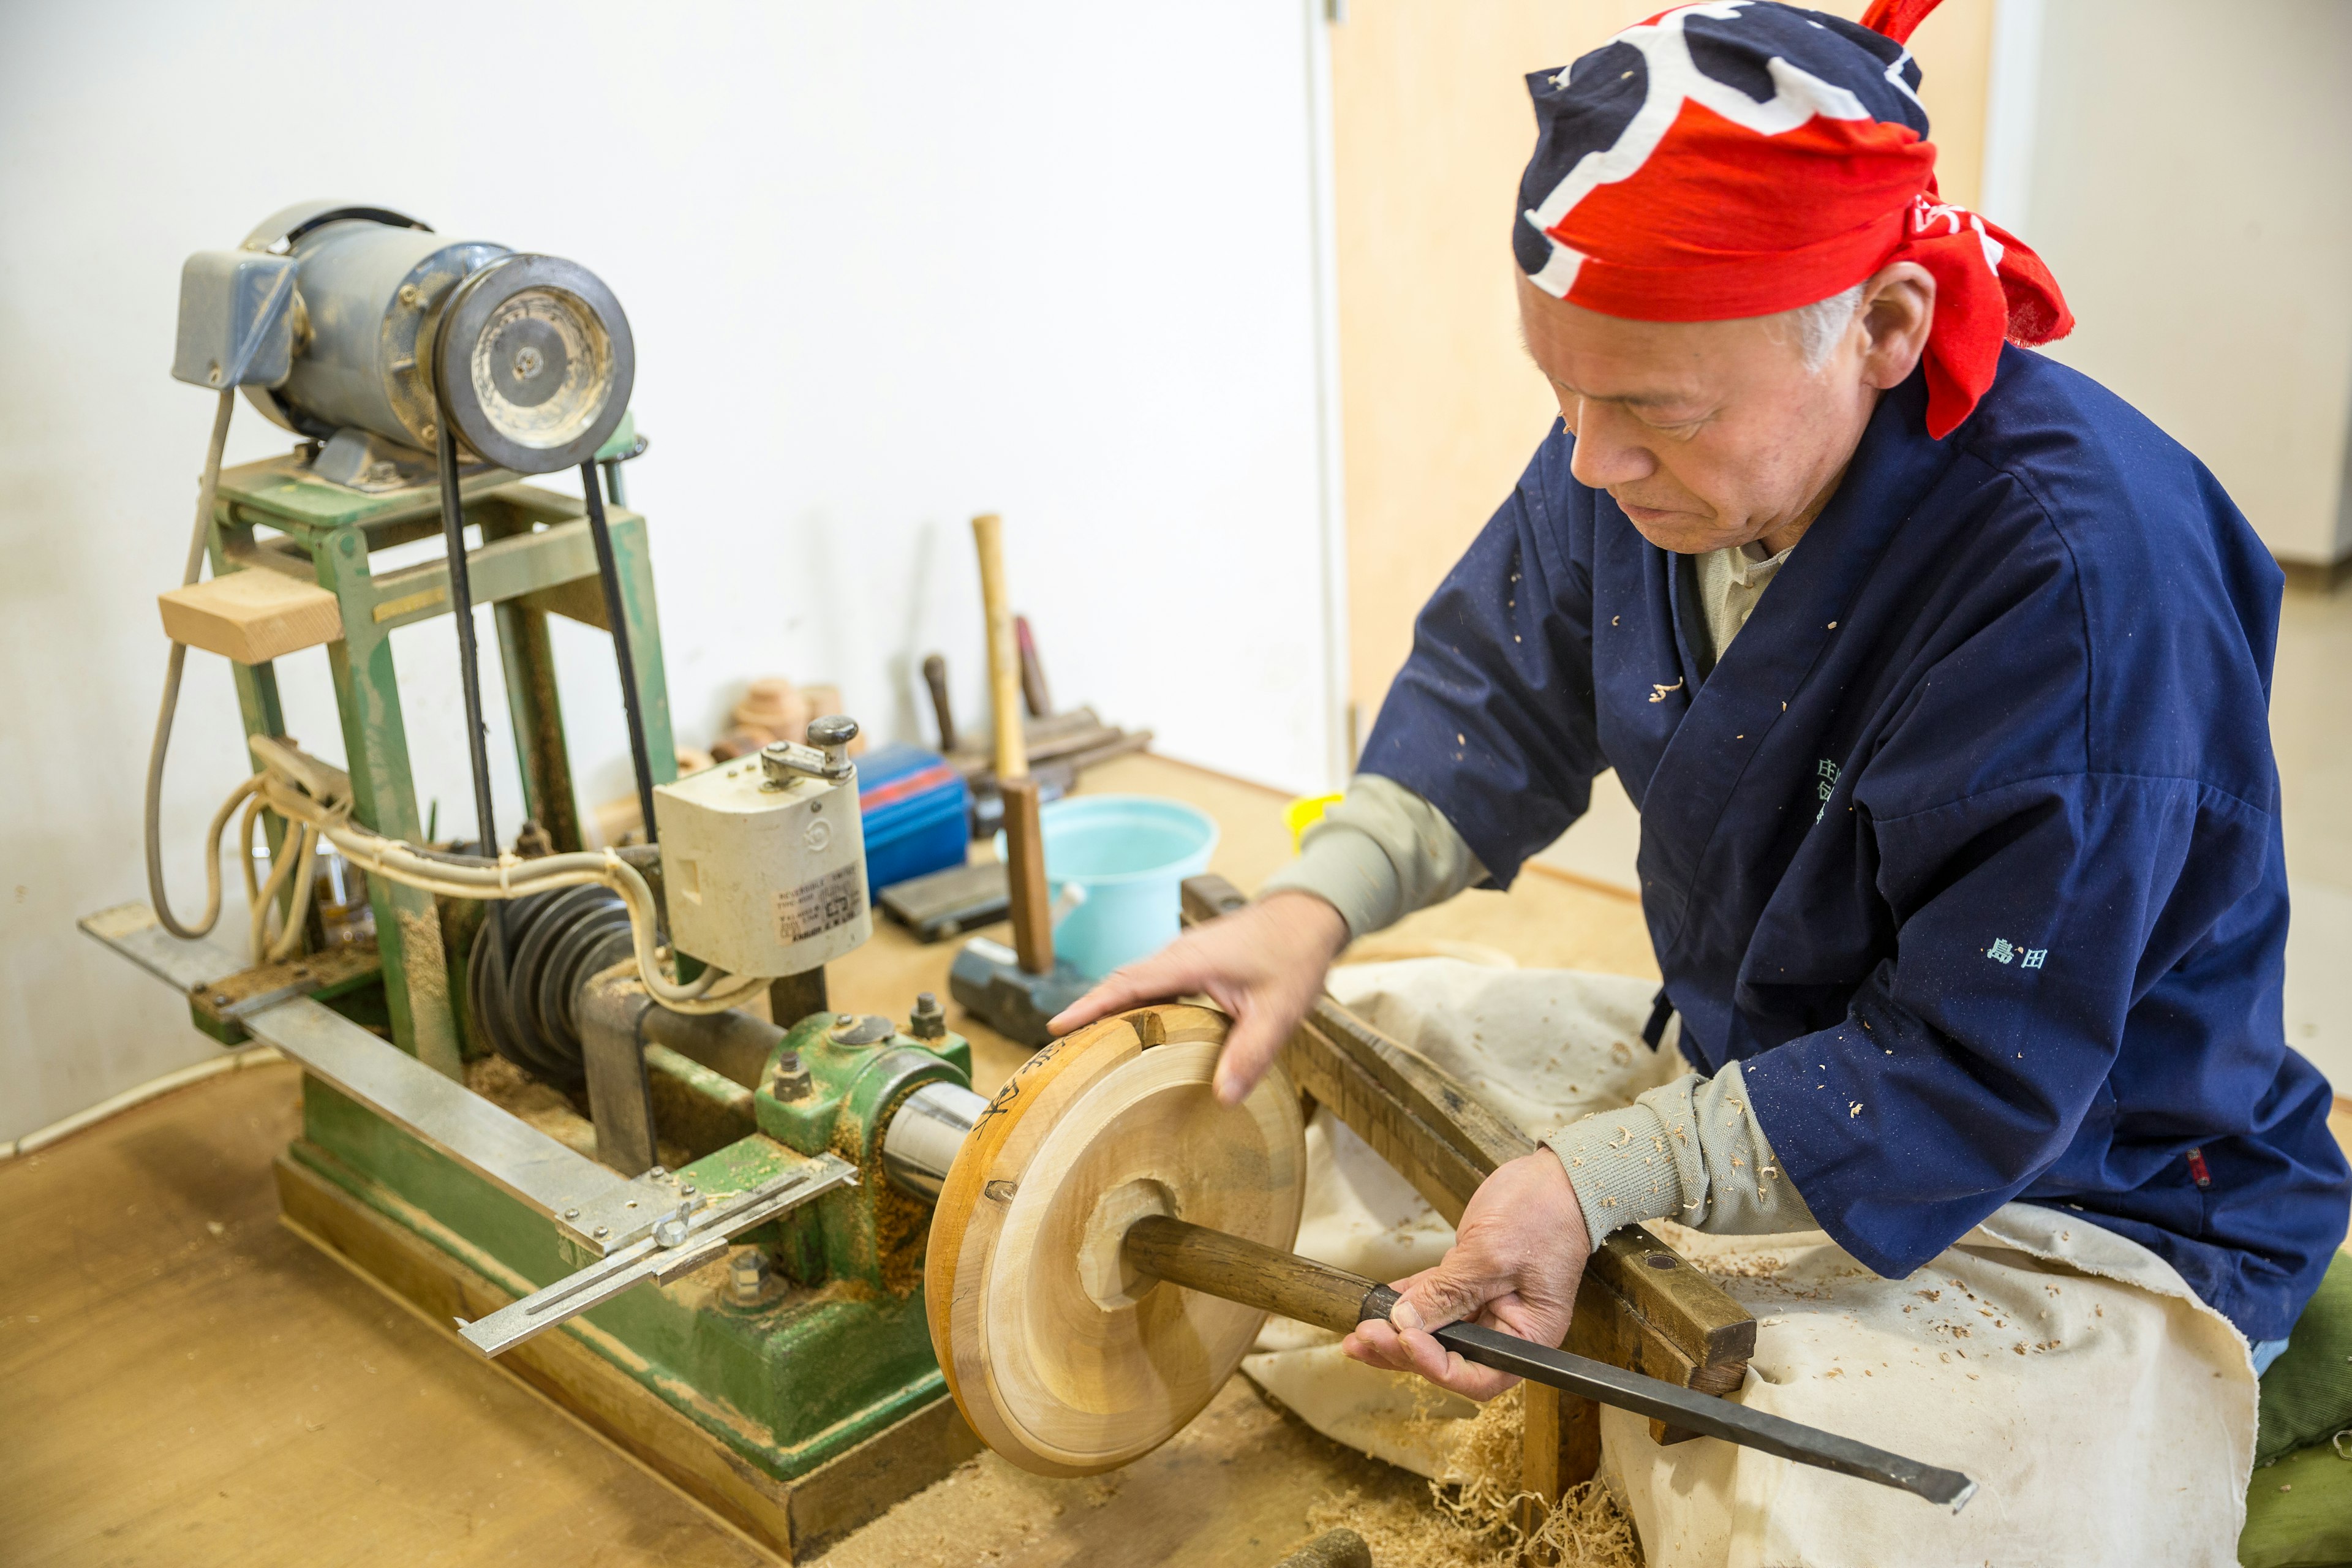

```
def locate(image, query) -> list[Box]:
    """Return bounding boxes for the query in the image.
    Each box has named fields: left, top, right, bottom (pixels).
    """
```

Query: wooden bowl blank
left=925, top=1004, right=1306, bottom=1476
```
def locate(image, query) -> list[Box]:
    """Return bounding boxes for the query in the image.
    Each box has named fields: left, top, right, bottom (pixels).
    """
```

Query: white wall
left=2013, top=0, right=2352, bottom=566
left=0, top=0, right=1346, bottom=1139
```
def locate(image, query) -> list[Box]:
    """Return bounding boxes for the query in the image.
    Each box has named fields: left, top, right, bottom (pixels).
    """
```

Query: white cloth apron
left=1243, top=959, right=2258, bottom=1567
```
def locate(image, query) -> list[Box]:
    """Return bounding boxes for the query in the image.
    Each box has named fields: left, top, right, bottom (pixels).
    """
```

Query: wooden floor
left=1, top=755, right=1651, bottom=1567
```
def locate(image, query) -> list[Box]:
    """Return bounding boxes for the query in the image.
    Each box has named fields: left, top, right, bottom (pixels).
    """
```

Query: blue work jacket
left=1362, top=348, right=2349, bottom=1342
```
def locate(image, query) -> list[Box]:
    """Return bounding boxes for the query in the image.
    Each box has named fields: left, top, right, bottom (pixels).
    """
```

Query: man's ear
left=1858, top=262, right=1936, bottom=391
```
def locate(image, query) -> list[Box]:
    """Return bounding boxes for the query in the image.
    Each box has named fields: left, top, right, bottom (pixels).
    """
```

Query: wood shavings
left=1298, top=1388, right=1641, bottom=1568
left=1305, top=1480, right=1640, bottom=1568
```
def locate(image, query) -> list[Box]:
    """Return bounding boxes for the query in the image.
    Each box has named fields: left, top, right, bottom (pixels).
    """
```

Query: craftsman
left=1057, top=0, right=2350, bottom=1547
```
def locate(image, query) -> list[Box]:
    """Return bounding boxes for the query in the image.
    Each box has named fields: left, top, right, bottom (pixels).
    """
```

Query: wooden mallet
left=945, top=514, right=1090, bottom=1044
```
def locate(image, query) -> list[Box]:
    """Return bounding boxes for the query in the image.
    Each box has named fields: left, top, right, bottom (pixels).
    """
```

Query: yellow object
left=1284, top=793, right=1344, bottom=850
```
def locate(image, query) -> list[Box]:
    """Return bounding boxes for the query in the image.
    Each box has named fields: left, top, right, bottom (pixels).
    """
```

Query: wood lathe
left=87, top=199, right=992, bottom=1561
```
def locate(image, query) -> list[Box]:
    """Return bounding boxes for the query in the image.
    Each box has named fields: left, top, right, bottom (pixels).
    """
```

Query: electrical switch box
left=654, top=755, right=872, bottom=978
left=172, top=250, right=299, bottom=390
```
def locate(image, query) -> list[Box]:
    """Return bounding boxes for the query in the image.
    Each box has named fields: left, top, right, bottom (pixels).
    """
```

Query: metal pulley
left=171, top=200, right=634, bottom=480
left=433, top=252, right=632, bottom=473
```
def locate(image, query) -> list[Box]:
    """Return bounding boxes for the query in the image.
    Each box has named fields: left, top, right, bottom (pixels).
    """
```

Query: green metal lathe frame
left=205, top=429, right=973, bottom=1555
left=208, top=426, right=676, bottom=1079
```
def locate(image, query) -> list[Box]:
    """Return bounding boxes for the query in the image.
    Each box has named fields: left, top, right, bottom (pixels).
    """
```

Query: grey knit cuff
left=1259, top=823, right=1401, bottom=941
left=1544, top=1100, right=1689, bottom=1245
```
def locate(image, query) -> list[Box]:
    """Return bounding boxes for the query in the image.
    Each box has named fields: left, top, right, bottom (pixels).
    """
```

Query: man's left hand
left=1341, top=1151, right=1592, bottom=1401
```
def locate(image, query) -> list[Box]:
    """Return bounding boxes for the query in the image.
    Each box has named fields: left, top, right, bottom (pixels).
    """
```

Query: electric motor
left=172, top=200, right=633, bottom=478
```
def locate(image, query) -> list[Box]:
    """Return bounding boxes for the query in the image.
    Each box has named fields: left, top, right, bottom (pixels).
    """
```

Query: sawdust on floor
left=1294, top=1384, right=1643, bottom=1568
left=1305, top=1476, right=1639, bottom=1568
left=813, top=1377, right=1641, bottom=1568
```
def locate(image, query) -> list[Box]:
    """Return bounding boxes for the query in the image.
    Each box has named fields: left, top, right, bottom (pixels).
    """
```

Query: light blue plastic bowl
left=995, top=794, right=1219, bottom=980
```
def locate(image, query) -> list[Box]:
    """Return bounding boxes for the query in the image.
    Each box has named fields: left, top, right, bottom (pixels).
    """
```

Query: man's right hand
left=1045, top=890, right=1349, bottom=1106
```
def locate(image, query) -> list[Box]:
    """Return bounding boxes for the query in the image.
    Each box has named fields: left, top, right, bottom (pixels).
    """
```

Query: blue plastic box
left=858, top=744, right=971, bottom=896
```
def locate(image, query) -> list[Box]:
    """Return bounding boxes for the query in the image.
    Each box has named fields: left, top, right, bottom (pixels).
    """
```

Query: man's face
left=1515, top=272, right=1908, bottom=556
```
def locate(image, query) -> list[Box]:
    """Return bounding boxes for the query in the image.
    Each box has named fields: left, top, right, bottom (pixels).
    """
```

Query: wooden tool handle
left=1123, top=1215, right=1382, bottom=1336
left=970, top=513, right=1027, bottom=779
left=1014, top=614, right=1052, bottom=718
left=1000, top=774, right=1054, bottom=974
left=921, top=652, right=957, bottom=753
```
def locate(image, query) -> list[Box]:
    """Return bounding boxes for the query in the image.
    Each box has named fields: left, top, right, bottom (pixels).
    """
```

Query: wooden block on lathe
left=159, top=570, right=343, bottom=664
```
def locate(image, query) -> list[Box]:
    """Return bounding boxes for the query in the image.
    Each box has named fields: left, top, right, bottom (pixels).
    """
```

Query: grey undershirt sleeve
left=1257, top=772, right=1489, bottom=940
left=1255, top=709, right=1811, bottom=1244
left=1543, top=1060, right=1816, bottom=1243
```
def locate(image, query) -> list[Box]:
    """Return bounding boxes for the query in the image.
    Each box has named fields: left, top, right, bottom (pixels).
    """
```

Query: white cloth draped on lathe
left=1242, top=959, right=2259, bottom=1567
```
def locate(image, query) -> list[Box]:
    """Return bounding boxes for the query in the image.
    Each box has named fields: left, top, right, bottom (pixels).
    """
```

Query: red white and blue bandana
left=1515, top=0, right=2071, bottom=438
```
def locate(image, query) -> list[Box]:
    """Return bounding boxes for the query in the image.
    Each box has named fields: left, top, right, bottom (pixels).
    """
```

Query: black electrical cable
left=434, top=423, right=501, bottom=859
left=580, top=459, right=661, bottom=845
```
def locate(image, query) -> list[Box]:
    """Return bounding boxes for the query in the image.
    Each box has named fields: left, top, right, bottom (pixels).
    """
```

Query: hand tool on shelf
left=922, top=652, right=958, bottom=755
left=1014, top=613, right=1052, bottom=718
left=944, top=705, right=1149, bottom=784
left=919, top=649, right=1152, bottom=839
left=877, top=860, right=1009, bottom=942
left=946, top=514, right=1088, bottom=1044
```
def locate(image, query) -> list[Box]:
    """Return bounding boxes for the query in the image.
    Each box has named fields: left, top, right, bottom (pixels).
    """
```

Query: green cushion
left=2239, top=1439, right=2352, bottom=1568
left=2258, top=1250, right=2352, bottom=1468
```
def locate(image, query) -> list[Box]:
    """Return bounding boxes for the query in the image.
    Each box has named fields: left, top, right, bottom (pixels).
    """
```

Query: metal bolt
left=680, top=1183, right=697, bottom=1197
left=769, top=1052, right=812, bottom=1096
left=729, top=1250, right=772, bottom=1306
left=648, top=1165, right=667, bottom=1178
left=593, top=1225, right=609, bottom=1238
left=213, top=993, right=232, bottom=1006
left=562, top=1207, right=579, bottom=1220
left=909, top=992, right=947, bottom=1041
left=654, top=1215, right=689, bottom=1248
